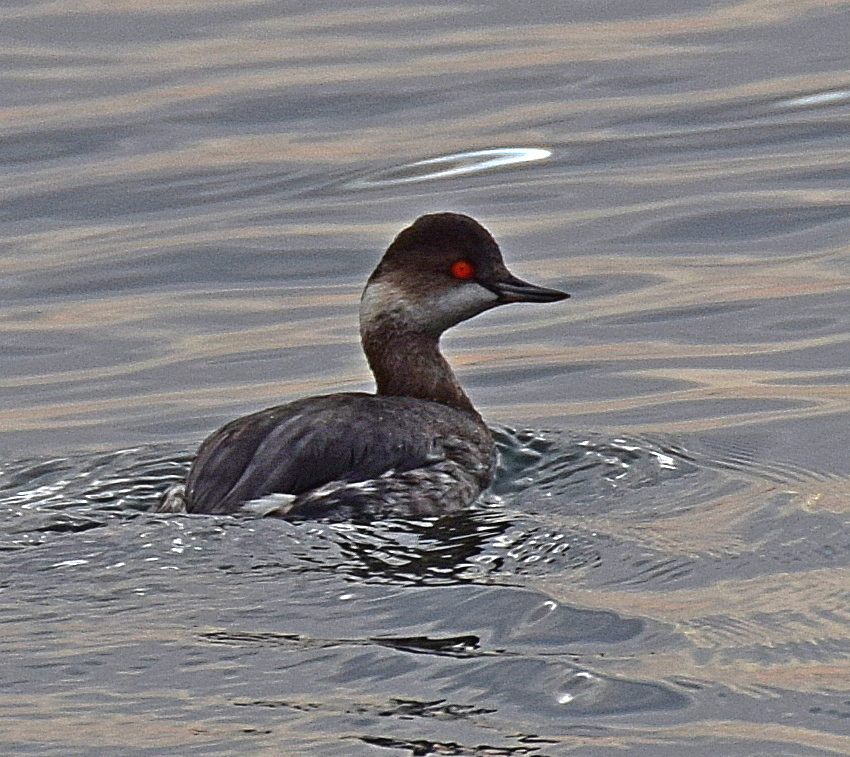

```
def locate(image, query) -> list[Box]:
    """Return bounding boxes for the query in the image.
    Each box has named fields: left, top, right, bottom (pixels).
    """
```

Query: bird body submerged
left=160, top=213, right=568, bottom=521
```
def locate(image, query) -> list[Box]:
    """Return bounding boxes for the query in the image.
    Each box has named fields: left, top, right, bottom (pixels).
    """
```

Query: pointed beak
left=484, top=274, right=569, bottom=304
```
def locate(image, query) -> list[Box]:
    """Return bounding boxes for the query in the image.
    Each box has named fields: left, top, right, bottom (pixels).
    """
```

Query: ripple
left=2, top=429, right=844, bottom=593
left=344, top=147, right=552, bottom=189
left=0, top=445, right=190, bottom=550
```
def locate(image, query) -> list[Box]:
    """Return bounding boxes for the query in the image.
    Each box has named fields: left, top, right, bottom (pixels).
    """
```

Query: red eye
left=450, top=260, right=475, bottom=280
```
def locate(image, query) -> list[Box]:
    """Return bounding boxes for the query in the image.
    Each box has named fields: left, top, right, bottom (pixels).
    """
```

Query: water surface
left=2, top=1, right=850, bottom=755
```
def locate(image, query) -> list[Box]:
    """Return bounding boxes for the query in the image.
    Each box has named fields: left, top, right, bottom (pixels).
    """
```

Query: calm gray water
left=2, top=1, right=850, bottom=755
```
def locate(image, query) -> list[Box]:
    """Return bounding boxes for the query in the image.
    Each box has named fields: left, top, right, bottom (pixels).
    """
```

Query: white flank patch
left=241, top=493, right=297, bottom=517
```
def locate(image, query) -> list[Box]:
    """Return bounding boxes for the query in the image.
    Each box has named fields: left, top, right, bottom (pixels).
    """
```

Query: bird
left=159, top=212, right=568, bottom=521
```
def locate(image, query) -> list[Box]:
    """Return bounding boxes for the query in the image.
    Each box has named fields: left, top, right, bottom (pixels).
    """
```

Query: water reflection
left=344, top=147, right=552, bottom=188
left=774, top=88, right=850, bottom=110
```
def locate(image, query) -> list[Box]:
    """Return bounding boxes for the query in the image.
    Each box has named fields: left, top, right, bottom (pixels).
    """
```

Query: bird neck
left=361, top=321, right=477, bottom=415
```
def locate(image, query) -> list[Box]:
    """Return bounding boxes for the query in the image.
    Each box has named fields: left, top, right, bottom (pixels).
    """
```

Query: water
left=2, top=1, right=850, bottom=754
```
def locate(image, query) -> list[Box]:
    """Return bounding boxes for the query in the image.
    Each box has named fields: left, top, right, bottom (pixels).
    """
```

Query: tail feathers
left=158, top=484, right=187, bottom=513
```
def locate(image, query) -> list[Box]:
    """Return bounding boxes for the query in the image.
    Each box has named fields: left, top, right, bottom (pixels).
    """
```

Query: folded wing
left=185, top=393, right=447, bottom=514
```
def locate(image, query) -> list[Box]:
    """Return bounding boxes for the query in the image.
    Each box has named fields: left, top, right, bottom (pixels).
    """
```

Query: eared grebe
left=159, top=213, right=568, bottom=521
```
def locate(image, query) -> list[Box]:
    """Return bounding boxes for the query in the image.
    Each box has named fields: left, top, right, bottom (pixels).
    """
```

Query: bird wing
left=185, top=393, right=444, bottom=513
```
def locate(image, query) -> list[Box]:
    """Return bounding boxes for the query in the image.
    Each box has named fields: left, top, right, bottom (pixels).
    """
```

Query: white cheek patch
left=424, top=282, right=499, bottom=330
left=360, top=280, right=498, bottom=333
